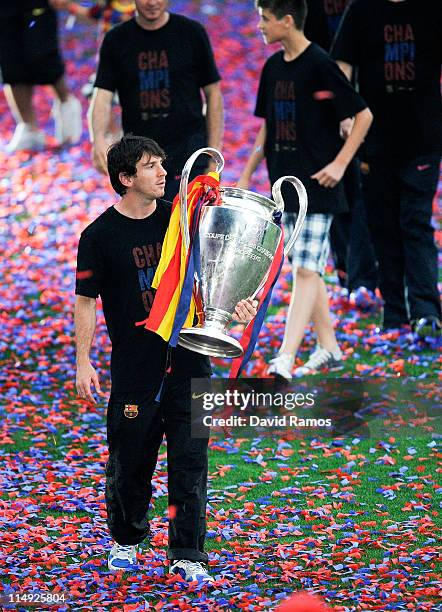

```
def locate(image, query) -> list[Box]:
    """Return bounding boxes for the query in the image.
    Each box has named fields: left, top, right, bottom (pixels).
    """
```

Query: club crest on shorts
left=124, top=404, right=139, bottom=418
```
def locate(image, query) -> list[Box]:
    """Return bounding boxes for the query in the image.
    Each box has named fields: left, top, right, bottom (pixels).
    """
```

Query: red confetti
left=313, top=90, right=335, bottom=100
left=276, top=592, right=332, bottom=611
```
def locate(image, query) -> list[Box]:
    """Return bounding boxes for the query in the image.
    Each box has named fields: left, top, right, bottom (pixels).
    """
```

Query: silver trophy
left=177, top=147, right=308, bottom=358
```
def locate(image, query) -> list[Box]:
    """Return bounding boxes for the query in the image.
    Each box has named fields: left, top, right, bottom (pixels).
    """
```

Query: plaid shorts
left=283, top=212, right=333, bottom=275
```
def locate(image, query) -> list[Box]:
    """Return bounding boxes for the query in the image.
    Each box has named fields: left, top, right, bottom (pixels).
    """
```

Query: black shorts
left=0, top=2, right=64, bottom=86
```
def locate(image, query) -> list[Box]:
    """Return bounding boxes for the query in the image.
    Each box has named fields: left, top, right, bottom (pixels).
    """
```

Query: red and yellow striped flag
left=139, top=172, right=220, bottom=342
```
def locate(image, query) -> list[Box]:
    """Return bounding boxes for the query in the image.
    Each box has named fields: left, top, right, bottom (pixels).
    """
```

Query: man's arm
left=88, top=88, right=114, bottom=174
left=336, top=61, right=355, bottom=139
left=336, top=60, right=353, bottom=82
left=237, top=122, right=267, bottom=189
left=75, top=295, right=102, bottom=403
left=311, top=106, right=372, bottom=188
left=203, top=81, right=224, bottom=151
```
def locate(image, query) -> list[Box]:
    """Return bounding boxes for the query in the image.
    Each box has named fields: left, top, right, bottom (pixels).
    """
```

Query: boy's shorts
left=283, top=212, right=333, bottom=275
left=0, top=4, right=64, bottom=86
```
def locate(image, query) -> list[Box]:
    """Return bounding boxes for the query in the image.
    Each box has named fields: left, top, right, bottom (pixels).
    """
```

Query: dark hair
left=107, top=134, right=166, bottom=196
left=255, top=0, right=307, bottom=30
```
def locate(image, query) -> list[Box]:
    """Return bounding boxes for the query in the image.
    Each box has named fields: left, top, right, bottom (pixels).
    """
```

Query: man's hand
left=76, top=361, right=102, bottom=404
left=311, top=159, right=347, bottom=188
left=232, top=298, right=258, bottom=323
left=340, top=117, right=354, bottom=140
left=92, top=139, right=109, bottom=175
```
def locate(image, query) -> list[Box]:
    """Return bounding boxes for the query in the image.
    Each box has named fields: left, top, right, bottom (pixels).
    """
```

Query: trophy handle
left=248, top=176, right=308, bottom=301
left=272, top=176, right=308, bottom=256
left=179, top=147, right=225, bottom=250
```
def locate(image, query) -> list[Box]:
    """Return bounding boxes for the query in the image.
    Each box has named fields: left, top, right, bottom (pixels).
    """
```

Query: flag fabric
left=229, top=226, right=285, bottom=379
left=135, top=172, right=220, bottom=343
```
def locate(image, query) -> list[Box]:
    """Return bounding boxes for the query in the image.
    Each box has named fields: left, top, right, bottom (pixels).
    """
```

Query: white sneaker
left=6, top=123, right=45, bottom=152
left=52, top=95, right=82, bottom=144
left=294, top=346, right=343, bottom=377
left=170, top=559, right=214, bottom=584
left=108, top=543, right=138, bottom=572
left=267, top=353, right=294, bottom=381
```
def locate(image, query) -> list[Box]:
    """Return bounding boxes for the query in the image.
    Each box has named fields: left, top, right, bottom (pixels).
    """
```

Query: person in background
left=88, top=0, right=224, bottom=201
left=0, top=0, right=82, bottom=151
left=238, top=0, right=372, bottom=380
left=304, top=0, right=378, bottom=305
left=51, top=0, right=136, bottom=135
left=332, top=0, right=441, bottom=337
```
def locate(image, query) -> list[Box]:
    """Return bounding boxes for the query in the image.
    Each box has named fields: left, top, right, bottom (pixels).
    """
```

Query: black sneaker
left=412, top=316, right=441, bottom=339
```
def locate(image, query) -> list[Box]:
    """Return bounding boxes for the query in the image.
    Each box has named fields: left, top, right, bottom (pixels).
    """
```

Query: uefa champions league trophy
left=177, top=147, right=308, bottom=358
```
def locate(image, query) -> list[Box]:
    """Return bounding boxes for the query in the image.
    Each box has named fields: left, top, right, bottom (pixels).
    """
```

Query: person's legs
left=163, top=377, right=209, bottom=564
left=0, top=11, right=30, bottom=123
left=311, top=276, right=340, bottom=353
left=3, top=84, right=36, bottom=126
left=52, top=77, right=69, bottom=103
left=23, top=3, right=65, bottom=86
left=3, top=84, right=46, bottom=152
left=22, top=3, right=82, bottom=144
left=0, top=12, right=46, bottom=150
left=279, top=214, right=334, bottom=356
left=362, top=159, right=408, bottom=328
left=399, top=154, right=441, bottom=324
left=269, top=214, right=339, bottom=378
left=329, top=212, right=350, bottom=289
left=279, top=267, right=320, bottom=356
left=282, top=269, right=343, bottom=377
left=105, top=391, right=164, bottom=546
left=346, top=160, right=378, bottom=293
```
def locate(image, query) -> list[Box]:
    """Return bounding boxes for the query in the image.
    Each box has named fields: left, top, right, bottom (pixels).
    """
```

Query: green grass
left=2, top=281, right=440, bottom=609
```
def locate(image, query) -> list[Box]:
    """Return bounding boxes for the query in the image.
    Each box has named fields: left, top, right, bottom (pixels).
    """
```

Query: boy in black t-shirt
left=75, top=135, right=256, bottom=579
left=238, top=0, right=372, bottom=380
left=332, top=0, right=442, bottom=337
left=89, top=0, right=223, bottom=201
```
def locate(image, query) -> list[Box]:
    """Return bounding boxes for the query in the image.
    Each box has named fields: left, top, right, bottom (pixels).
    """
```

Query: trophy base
left=178, top=327, right=243, bottom=358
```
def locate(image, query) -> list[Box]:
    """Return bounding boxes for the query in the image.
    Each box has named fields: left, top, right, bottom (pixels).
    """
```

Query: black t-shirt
left=331, top=0, right=442, bottom=160
left=255, top=43, right=367, bottom=214
left=75, top=202, right=211, bottom=393
left=305, top=0, right=352, bottom=52
left=94, top=15, right=220, bottom=173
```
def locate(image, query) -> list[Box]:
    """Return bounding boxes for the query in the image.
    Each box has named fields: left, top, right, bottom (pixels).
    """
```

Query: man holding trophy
left=74, top=135, right=257, bottom=580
